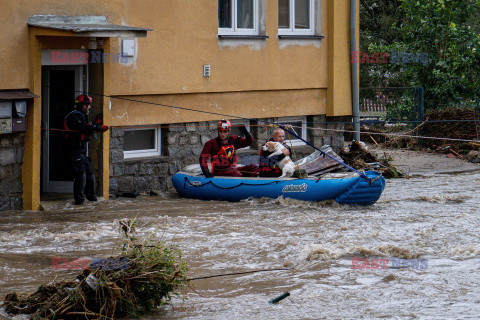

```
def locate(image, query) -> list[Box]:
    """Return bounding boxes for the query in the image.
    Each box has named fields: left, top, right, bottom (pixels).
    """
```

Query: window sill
left=218, top=35, right=269, bottom=40
left=278, top=35, right=324, bottom=40
left=123, top=155, right=169, bottom=163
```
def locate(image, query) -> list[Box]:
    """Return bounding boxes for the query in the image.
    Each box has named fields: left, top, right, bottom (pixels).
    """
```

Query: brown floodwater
left=1, top=171, right=480, bottom=319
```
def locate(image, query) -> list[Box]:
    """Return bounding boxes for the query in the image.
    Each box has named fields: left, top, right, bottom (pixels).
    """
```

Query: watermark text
left=351, top=257, right=428, bottom=270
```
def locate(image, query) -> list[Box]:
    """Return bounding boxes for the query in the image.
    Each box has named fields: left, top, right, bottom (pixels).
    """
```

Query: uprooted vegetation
left=3, top=220, right=188, bottom=319
left=338, top=140, right=404, bottom=178
left=347, top=107, right=480, bottom=158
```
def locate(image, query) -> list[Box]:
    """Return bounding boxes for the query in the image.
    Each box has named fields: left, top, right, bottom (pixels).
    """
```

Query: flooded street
left=1, top=171, right=480, bottom=319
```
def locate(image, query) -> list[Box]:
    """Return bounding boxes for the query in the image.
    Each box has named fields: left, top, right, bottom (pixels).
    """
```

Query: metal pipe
left=351, top=0, right=360, bottom=141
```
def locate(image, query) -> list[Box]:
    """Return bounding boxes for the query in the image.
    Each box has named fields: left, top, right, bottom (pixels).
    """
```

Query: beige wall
left=1, top=0, right=329, bottom=96
left=110, top=89, right=327, bottom=126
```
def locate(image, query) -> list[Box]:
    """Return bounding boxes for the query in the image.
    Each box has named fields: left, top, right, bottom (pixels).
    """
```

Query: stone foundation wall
left=308, top=115, right=348, bottom=152
left=0, top=133, right=24, bottom=210
left=108, top=116, right=346, bottom=195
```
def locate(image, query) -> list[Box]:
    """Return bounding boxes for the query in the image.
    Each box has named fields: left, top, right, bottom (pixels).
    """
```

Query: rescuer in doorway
left=199, top=120, right=258, bottom=177
left=64, top=94, right=108, bottom=205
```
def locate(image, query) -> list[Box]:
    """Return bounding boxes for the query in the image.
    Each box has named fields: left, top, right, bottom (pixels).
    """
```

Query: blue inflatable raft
left=172, top=170, right=386, bottom=205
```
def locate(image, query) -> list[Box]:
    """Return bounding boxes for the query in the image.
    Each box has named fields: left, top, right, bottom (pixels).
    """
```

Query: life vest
left=212, top=137, right=237, bottom=168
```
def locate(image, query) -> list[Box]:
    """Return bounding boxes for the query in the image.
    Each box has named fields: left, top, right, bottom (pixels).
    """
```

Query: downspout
left=351, top=0, right=360, bottom=141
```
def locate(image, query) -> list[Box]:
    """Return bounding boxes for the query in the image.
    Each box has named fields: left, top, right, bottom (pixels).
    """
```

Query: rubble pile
left=338, top=141, right=404, bottom=178
left=422, top=107, right=479, bottom=147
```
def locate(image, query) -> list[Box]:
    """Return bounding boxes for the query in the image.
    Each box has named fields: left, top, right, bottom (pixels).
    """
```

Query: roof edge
left=28, top=15, right=109, bottom=25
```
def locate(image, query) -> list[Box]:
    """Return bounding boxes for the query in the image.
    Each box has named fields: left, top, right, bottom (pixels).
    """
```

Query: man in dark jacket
left=64, top=94, right=108, bottom=205
left=199, top=120, right=258, bottom=177
left=259, top=128, right=293, bottom=177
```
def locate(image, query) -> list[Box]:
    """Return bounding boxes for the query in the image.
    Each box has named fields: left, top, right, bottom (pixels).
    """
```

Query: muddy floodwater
left=1, top=171, right=480, bottom=319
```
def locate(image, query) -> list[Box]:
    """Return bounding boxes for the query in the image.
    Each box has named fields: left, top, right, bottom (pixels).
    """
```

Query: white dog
left=262, top=141, right=295, bottom=178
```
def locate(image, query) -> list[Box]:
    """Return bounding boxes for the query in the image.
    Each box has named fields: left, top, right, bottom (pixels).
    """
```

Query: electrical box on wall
left=0, top=100, right=27, bottom=134
left=203, top=65, right=211, bottom=77
left=122, top=39, right=135, bottom=57
left=0, top=101, right=13, bottom=134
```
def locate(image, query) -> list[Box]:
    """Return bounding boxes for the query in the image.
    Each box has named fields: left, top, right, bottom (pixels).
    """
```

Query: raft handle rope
left=184, top=176, right=281, bottom=190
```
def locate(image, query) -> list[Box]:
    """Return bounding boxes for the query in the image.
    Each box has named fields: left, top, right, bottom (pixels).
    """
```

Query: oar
left=277, top=124, right=372, bottom=182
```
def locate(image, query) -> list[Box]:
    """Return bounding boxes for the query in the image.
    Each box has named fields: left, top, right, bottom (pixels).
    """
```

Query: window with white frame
left=278, top=0, right=315, bottom=35
left=229, top=119, right=251, bottom=149
left=277, top=116, right=307, bottom=146
left=123, top=127, right=161, bottom=158
left=218, top=0, right=259, bottom=35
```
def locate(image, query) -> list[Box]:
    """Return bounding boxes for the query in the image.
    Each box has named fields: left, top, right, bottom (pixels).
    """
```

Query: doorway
left=41, top=65, right=87, bottom=193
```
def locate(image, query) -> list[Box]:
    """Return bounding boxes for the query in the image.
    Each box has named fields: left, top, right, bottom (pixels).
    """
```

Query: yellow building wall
left=326, top=0, right=356, bottom=116
left=0, top=0, right=339, bottom=120
left=110, top=89, right=327, bottom=126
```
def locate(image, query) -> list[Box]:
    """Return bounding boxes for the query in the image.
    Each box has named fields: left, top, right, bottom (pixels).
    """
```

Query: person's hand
left=202, top=168, right=214, bottom=178
left=100, top=125, right=108, bottom=132
left=238, top=125, right=248, bottom=135
left=204, top=171, right=214, bottom=178
left=95, top=113, right=103, bottom=125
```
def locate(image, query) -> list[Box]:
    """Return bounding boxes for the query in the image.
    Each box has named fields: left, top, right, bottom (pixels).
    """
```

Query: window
left=276, top=116, right=307, bottom=146
left=278, top=0, right=315, bottom=35
left=218, top=0, right=259, bottom=35
left=229, top=119, right=251, bottom=149
left=123, top=127, right=161, bottom=158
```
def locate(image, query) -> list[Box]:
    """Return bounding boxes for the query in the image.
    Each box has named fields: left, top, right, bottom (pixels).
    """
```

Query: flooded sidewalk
left=1, top=147, right=480, bottom=319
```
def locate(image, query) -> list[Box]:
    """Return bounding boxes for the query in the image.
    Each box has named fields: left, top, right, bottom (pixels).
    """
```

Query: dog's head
left=265, top=141, right=281, bottom=152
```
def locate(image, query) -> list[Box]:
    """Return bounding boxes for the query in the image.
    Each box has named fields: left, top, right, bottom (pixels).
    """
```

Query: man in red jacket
left=199, top=120, right=258, bottom=177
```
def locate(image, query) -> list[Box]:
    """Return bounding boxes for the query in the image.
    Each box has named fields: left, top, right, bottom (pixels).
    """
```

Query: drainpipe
left=351, top=0, right=360, bottom=141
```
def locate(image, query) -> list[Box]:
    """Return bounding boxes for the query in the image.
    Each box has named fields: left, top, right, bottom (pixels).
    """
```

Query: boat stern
left=334, top=171, right=386, bottom=205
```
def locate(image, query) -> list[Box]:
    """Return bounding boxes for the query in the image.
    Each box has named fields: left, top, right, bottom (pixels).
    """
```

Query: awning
left=0, top=89, right=39, bottom=100
left=28, top=15, right=152, bottom=38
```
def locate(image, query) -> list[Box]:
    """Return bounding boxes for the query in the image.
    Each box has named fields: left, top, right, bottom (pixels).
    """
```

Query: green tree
left=360, top=0, right=480, bottom=110
left=359, top=0, right=406, bottom=87
left=398, top=0, right=480, bottom=109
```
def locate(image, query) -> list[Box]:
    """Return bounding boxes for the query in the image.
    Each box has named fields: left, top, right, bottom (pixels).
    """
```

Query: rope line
left=302, top=125, right=480, bottom=143
left=42, top=88, right=362, bottom=176
left=40, top=85, right=480, bottom=180
left=188, top=268, right=289, bottom=281
left=42, top=123, right=480, bottom=144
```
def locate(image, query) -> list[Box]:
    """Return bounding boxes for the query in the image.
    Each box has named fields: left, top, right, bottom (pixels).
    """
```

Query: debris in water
left=382, top=274, right=397, bottom=282
left=338, top=141, right=405, bottom=178
left=116, top=191, right=139, bottom=198
left=3, top=221, right=188, bottom=319
left=268, top=292, right=290, bottom=304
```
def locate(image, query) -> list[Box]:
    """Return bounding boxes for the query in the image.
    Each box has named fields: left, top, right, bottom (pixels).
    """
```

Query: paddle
left=277, top=124, right=372, bottom=182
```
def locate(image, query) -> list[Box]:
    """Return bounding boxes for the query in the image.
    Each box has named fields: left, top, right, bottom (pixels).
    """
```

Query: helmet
left=217, top=119, right=231, bottom=131
left=75, top=94, right=93, bottom=107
